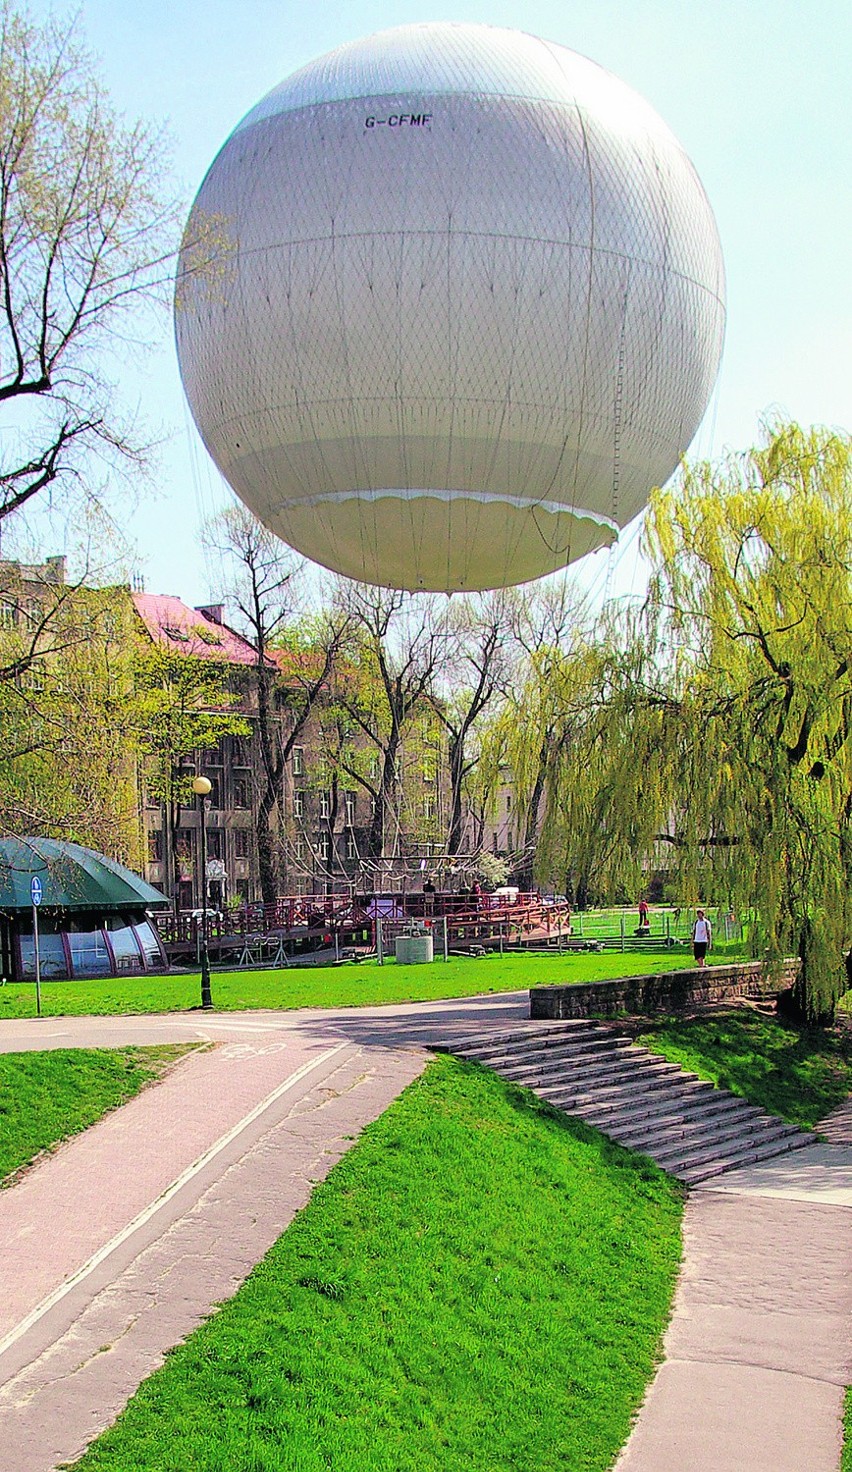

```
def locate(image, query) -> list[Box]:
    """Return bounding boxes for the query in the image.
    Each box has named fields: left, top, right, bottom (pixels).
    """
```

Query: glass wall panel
left=106, top=923, right=144, bottom=972
left=134, top=920, right=165, bottom=969
left=67, top=929, right=111, bottom=977
left=18, top=930, right=69, bottom=979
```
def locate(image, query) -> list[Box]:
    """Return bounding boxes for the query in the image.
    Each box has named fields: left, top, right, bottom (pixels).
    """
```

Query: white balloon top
left=234, top=22, right=672, bottom=146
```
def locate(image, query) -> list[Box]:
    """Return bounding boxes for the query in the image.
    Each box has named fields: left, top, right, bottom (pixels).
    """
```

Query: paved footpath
left=615, top=1137, right=852, bottom=1472
left=0, top=995, right=527, bottom=1472
left=0, top=995, right=849, bottom=1472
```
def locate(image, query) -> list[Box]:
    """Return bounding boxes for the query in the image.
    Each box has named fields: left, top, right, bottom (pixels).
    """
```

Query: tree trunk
left=516, top=735, right=550, bottom=888
left=447, top=731, right=466, bottom=856
left=256, top=787, right=278, bottom=907
left=162, top=798, right=176, bottom=911
left=367, top=735, right=399, bottom=859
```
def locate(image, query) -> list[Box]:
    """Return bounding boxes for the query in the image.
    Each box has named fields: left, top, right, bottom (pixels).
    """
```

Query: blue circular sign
left=30, top=875, right=43, bottom=906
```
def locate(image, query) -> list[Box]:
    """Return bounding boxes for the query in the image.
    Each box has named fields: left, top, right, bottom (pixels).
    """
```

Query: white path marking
left=0, top=1040, right=349, bottom=1360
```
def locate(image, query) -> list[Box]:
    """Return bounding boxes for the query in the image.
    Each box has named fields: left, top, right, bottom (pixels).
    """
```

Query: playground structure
left=158, top=890, right=567, bottom=969
left=157, top=896, right=742, bottom=971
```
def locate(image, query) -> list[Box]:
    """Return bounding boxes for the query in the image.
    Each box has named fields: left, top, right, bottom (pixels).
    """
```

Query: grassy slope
left=73, top=1057, right=684, bottom=1472
left=843, top=1388, right=852, bottom=1472
left=0, top=1046, right=195, bottom=1183
left=0, top=948, right=706, bottom=1019
left=639, top=1012, right=852, bottom=1130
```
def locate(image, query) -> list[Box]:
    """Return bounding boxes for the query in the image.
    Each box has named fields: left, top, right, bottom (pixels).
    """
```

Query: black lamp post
left=192, top=775, right=213, bottom=1009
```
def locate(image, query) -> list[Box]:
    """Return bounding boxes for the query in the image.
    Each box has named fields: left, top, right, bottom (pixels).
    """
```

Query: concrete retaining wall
left=529, top=960, right=797, bottom=1020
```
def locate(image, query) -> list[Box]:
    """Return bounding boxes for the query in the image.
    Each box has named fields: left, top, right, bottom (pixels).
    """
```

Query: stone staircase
left=435, top=1021, right=817, bottom=1186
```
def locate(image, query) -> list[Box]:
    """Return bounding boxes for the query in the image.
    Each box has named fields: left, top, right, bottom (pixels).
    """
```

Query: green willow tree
left=535, top=422, right=852, bottom=1022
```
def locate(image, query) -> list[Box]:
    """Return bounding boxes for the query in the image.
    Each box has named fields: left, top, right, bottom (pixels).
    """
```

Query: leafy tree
left=539, top=422, right=852, bottom=1021
left=433, top=592, right=513, bottom=856
left=204, top=505, right=299, bottom=903
left=133, top=645, right=249, bottom=906
left=0, top=3, right=182, bottom=529
left=0, top=577, right=142, bottom=860
left=477, top=851, right=509, bottom=890
left=205, top=506, right=355, bottom=901
left=333, top=585, right=444, bottom=861
left=480, top=583, right=591, bottom=889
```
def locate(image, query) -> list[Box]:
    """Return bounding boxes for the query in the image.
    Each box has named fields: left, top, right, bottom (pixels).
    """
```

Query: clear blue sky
left=24, top=0, right=852, bottom=605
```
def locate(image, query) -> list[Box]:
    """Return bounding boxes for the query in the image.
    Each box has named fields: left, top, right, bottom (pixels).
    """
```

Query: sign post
left=30, top=875, right=42, bottom=1017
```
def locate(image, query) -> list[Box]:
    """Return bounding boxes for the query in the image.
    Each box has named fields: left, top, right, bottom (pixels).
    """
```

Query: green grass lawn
left=0, top=1046, right=195, bottom=1184
left=843, top=1388, right=852, bottom=1472
left=71, top=1055, right=683, bottom=1472
left=639, top=1012, right=852, bottom=1130
left=0, top=948, right=715, bottom=1020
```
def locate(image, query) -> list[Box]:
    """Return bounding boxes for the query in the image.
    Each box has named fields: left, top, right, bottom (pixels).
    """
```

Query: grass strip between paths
left=72, top=1055, right=684, bottom=1472
left=639, top=1012, right=852, bottom=1130
left=0, top=1046, right=198, bottom=1185
left=0, top=948, right=715, bottom=1018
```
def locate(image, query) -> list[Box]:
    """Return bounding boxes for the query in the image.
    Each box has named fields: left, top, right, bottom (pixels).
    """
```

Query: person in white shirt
left=692, top=908, right=712, bottom=967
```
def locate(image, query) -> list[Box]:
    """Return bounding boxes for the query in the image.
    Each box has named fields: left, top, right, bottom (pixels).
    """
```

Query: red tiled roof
left=132, top=593, right=261, bottom=666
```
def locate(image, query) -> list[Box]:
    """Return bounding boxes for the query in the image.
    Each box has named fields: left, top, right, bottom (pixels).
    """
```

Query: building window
left=231, top=735, right=251, bottom=764
left=293, top=835, right=304, bottom=862
left=234, top=829, right=250, bottom=859
left=423, top=796, right=435, bottom=821
left=368, top=751, right=380, bottom=781
left=346, top=830, right=357, bottom=860
left=293, top=790, right=305, bottom=820
left=345, top=791, right=356, bottom=824
left=292, top=746, right=304, bottom=776
left=147, top=829, right=163, bottom=863
left=505, top=793, right=512, bottom=812
left=0, top=599, right=16, bottom=630
left=204, top=770, right=223, bottom=809
left=318, top=831, right=331, bottom=861
left=19, top=660, right=45, bottom=692
left=232, top=771, right=251, bottom=809
left=319, top=790, right=331, bottom=820
left=206, top=829, right=223, bottom=861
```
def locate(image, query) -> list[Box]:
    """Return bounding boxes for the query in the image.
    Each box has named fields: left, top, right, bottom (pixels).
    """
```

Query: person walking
left=692, top=908, right=712, bottom=967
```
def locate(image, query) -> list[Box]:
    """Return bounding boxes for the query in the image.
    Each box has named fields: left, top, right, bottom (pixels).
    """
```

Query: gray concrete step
left=676, top=1128, right=815, bottom=1185
left=645, top=1115, right=802, bottom=1169
left=603, top=1098, right=767, bottom=1150
left=435, top=1023, right=820, bottom=1185
left=437, top=1021, right=609, bottom=1055
left=441, top=1027, right=625, bottom=1064
left=540, top=1071, right=707, bottom=1112
left=458, top=1037, right=634, bottom=1073
left=565, top=1077, right=720, bottom=1123
left=582, top=1090, right=761, bottom=1139
left=493, top=1050, right=681, bottom=1087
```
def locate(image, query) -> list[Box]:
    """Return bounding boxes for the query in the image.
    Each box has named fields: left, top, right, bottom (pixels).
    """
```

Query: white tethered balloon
left=175, top=22, right=725, bottom=592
